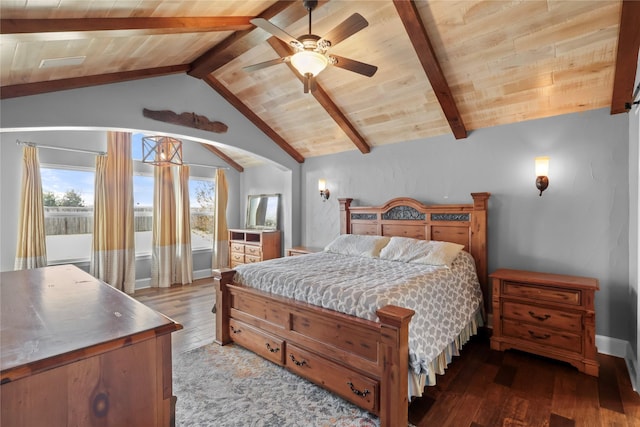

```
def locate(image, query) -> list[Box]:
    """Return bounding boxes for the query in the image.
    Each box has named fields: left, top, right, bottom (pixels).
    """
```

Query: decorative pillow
left=324, top=234, right=390, bottom=258
left=378, top=236, right=465, bottom=267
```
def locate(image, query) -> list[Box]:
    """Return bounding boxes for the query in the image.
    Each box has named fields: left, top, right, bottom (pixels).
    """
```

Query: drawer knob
left=289, top=354, right=307, bottom=367
left=347, top=381, right=371, bottom=398
left=230, top=326, right=242, bottom=334
left=528, top=330, right=551, bottom=340
left=528, top=311, right=551, bottom=322
left=266, top=343, right=280, bottom=353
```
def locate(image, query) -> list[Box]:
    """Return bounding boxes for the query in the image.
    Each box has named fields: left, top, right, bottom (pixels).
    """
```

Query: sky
left=40, top=133, right=213, bottom=208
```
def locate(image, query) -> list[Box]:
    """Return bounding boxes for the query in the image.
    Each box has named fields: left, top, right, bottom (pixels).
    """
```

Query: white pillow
left=379, top=236, right=464, bottom=267
left=324, top=234, right=390, bottom=258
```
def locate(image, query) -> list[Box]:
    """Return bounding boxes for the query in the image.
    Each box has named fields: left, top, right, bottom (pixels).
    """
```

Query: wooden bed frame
left=213, top=193, right=490, bottom=427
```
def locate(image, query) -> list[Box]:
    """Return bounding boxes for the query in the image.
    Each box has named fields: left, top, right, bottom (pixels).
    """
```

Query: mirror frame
left=245, top=193, right=280, bottom=230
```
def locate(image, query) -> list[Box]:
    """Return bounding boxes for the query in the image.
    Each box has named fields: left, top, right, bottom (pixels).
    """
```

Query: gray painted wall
left=301, top=108, right=630, bottom=341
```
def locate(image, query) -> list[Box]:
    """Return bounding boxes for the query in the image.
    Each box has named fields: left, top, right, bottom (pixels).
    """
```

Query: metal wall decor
left=382, top=206, right=425, bottom=221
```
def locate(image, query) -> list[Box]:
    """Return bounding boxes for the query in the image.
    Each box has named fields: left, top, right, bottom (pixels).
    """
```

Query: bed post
left=213, top=268, right=235, bottom=345
left=377, top=305, right=415, bottom=427
left=339, top=198, right=353, bottom=234
left=470, top=192, right=490, bottom=313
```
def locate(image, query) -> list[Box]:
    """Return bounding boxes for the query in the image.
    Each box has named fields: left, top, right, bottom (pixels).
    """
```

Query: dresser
left=229, top=229, right=281, bottom=268
left=490, top=268, right=599, bottom=376
left=1, top=265, right=182, bottom=426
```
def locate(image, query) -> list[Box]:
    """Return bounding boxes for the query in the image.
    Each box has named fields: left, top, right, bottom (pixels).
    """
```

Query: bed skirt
left=409, top=307, right=484, bottom=397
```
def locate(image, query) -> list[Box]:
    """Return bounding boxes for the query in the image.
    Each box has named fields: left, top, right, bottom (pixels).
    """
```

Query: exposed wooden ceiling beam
left=0, top=65, right=189, bottom=100
left=611, top=0, right=640, bottom=114
left=189, top=1, right=328, bottom=79
left=199, top=143, right=244, bottom=173
left=202, top=75, right=305, bottom=164
left=393, top=0, right=467, bottom=139
left=268, top=38, right=371, bottom=154
left=0, top=17, right=253, bottom=34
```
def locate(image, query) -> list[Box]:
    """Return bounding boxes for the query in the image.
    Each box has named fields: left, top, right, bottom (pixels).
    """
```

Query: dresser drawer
left=230, top=252, right=245, bottom=263
left=286, top=344, right=378, bottom=413
left=502, top=301, right=582, bottom=333
left=229, top=319, right=285, bottom=365
left=502, top=319, right=582, bottom=353
left=230, top=243, right=245, bottom=253
left=245, top=254, right=262, bottom=264
left=244, top=245, right=262, bottom=256
left=503, top=281, right=581, bottom=306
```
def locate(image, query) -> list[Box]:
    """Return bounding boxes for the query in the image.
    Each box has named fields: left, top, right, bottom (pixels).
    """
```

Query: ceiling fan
left=244, top=0, right=378, bottom=93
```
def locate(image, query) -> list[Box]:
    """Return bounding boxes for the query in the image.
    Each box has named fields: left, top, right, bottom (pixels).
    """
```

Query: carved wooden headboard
left=339, top=193, right=491, bottom=312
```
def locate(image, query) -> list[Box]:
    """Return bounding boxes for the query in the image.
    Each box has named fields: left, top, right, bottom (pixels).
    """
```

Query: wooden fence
left=44, top=207, right=212, bottom=235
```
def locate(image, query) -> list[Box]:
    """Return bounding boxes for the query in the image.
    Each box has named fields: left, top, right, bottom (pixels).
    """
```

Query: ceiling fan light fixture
left=291, top=50, right=328, bottom=77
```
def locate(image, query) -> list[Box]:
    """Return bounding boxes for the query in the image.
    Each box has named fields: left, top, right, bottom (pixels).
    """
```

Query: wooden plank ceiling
left=1, top=0, right=638, bottom=170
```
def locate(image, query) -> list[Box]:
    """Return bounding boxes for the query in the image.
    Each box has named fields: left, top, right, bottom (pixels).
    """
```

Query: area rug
left=172, top=342, right=383, bottom=427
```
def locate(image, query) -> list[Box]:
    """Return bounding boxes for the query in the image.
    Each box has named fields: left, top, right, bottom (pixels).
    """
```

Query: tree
left=43, top=191, right=58, bottom=206
left=195, top=181, right=215, bottom=210
left=59, top=189, right=85, bottom=207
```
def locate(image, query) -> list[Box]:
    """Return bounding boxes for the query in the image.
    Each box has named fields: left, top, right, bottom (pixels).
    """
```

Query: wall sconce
left=142, top=135, right=183, bottom=166
left=318, top=179, right=330, bottom=202
left=535, top=156, right=550, bottom=196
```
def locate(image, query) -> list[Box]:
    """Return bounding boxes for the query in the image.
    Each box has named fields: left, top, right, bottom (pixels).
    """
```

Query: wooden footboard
left=214, top=269, right=415, bottom=427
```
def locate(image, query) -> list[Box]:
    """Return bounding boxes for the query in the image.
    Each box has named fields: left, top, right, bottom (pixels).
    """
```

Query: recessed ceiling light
left=39, top=56, right=86, bottom=69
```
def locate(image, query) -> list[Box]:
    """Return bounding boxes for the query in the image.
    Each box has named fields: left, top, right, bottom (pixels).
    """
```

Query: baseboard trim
left=596, top=335, right=638, bottom=392
left=134, top=268, right=212, bottom=290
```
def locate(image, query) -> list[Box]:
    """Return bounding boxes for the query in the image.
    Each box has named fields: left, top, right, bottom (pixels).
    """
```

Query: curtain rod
left=17, top=140, right=229, bottom=170
left=16, top=139, right=106, bottom=156
left=186, top=162, right=228, bottom=170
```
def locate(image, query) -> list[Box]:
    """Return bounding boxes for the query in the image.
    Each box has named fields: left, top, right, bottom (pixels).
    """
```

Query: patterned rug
left=172, top=342, right=384, bottom=427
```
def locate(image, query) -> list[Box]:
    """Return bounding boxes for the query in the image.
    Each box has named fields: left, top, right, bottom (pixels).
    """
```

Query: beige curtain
left=90, top=132, right=136, bottom=293
left=14, top=146, right=47, bottom=269
left=151, top=165, right=192, bottom=287
left=212, top=168, right=229, bottom=268
left=175, top=165, right=193, bottom=284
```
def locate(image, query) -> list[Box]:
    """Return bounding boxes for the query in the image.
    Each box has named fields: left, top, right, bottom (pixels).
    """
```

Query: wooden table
left=1, top=265, right=183, bottom=426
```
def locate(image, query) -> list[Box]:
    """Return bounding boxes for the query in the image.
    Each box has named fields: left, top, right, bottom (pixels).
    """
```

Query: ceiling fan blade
left=251, top=18, right=303, bottom=50
left=319, top=13, right=369, bottom=47
left=329, top=55, right=378, bottom=77
left=243, top=56, right=291, bottom=73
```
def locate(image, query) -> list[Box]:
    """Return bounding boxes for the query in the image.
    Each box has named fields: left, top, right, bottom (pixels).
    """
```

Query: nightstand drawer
left=502, top=301, right=582, bottom=333
left=503, top=281, right=581, bottom=306
left=502, top=319, right=582, bottom=353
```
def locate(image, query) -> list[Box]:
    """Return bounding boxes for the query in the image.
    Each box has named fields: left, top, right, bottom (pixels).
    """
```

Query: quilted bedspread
left=233, top=250, right=483, bottom=376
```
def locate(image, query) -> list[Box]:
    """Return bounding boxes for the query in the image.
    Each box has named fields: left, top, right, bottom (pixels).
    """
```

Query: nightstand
left=490, top=268, right=599, bottom=376
left=285, top=246, right=323, bottom=256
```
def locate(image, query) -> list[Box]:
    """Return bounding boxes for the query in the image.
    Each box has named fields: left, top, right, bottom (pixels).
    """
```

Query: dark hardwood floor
left=134, top=279, right=640, bottom=427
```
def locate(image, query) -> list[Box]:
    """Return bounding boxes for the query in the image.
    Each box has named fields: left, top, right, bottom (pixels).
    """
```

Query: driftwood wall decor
left=143, top=108, right=228, bottom=134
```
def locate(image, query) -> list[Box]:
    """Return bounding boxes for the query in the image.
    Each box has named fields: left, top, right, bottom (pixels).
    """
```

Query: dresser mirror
left=245, top=194, right=280, bottom=230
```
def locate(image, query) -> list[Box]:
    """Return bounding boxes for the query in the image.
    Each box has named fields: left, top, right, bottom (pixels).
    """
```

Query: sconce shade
left=318, top=179, right=330, bottom=201
left=535, top=156, right=550, bottom=196
left=142, top=136, right=183, bottom=166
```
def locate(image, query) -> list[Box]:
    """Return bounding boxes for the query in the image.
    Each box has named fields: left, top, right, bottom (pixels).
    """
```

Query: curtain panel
left=212, top=168, right=229, bottom=269
left=151, top=165, right=192, bottom=287
left=14, top=146, right=47, bottom=270
left=90, top=132, right=136, bottom=293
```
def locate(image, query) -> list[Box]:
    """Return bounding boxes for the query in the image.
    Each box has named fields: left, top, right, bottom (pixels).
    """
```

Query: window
left=133, top=174, right=154, bottom=255
left=40, top=166, right=95, bottom=263
left=190, top=178, right=215, bottom=251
